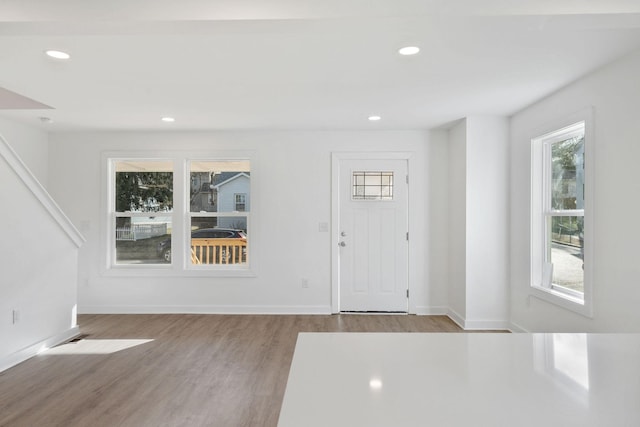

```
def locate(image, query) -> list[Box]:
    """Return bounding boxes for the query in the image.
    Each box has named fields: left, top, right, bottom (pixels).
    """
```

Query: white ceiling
left=1, top=0, right=640, bottom=132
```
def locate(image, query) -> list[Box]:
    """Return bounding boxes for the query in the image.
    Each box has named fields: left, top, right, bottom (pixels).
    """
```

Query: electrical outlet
left=301, top=278, right=309, bottom=288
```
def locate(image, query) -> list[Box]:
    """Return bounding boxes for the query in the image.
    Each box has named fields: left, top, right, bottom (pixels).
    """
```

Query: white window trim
left=530, top=110, right=594, bottom=317
left=105, top=156, right=175, bottom=271
left=101, top=150, right=257, bottom=278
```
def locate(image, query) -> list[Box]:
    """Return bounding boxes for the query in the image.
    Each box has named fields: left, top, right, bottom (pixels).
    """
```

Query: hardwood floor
left=0, top=314, right=463, bottom=427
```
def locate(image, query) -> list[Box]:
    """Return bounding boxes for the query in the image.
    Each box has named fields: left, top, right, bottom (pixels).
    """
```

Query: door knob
left=339, top=241, right=346, bottom=247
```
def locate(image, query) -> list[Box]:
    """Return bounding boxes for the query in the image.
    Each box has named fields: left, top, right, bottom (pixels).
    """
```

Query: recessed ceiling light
left=398, top=46, right=420, bottom=56
left=161, top=117, right=175, bottom=123
left=368, top=115, right=381, bottom=121
left=369, top=379, right=383, bottom=390
left=45, top=50, right=70, bottom=60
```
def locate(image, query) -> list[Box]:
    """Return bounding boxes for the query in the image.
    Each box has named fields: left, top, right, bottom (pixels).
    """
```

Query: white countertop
left=278, top=333, right=640, bottom=427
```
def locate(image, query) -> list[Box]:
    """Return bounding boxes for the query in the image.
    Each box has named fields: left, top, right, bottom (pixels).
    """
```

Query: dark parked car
left=157, top=228, right=247, bottom=263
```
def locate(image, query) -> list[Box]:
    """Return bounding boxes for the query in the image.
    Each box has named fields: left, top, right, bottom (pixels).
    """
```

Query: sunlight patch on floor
left=40, top=339, right=154, bottom=355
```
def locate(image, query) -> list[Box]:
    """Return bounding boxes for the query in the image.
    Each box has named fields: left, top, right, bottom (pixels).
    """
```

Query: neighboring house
left=188, top=171, right=250, bottom=230
left=214, top=172, right=250, bottom=230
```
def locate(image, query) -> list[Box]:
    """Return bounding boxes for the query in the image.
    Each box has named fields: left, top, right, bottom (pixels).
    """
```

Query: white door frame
left=331, top=151, right=413, bottom=313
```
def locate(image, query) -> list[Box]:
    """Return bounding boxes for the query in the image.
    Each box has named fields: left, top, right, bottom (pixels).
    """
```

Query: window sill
left=530, top=285, right=593, bottom=318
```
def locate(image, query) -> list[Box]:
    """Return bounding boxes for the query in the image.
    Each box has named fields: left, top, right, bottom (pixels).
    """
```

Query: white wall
left=422, top=130, right=450, bottom=314
left=48, top=130, right=449, bottom=315
left=0, top=118, right=48, bottom=185
left=466, top=116, right=510, bottom=327
left=510, top=49, right=640, bottom=332
left=446, top=117, right=510, bottom=329
left=0, top=131, right=81, bottom=372
left=447, top=120, right=467, bottom=320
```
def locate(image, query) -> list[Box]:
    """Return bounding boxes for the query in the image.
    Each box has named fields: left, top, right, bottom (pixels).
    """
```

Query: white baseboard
left=78, top=305, right=333, bottom=315
left=77, top=305, right=520, bottom=331
left=462, top=319, right=511, bottom=330
left=445, top=309, right=510, bottom=330
left=0, top=326, right=80, bottom=373
left=446, top=308, right=466, bottom=329
left=413, top=306, right=449, bottom=315
left=508, top=321, right=530, bottom=333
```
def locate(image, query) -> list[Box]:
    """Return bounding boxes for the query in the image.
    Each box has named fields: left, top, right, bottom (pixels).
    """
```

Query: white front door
left=338, top=158, right=408, bottom=312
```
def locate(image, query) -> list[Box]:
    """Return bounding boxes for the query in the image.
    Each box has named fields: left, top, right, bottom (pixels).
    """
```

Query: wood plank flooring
left=0, top=314, right=463, bottom=427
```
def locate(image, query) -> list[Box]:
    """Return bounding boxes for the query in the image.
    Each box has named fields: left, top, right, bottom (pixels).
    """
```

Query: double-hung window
left=531, top=119, right=592, bottom=315
left=108, top=154, right=252, bottom=274
left=188, top=160, right=250, bottom=267
left=111, top=160, right=174, bottom=265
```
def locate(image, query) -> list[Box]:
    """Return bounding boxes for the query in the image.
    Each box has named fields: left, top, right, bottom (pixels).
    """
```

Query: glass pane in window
left=549, top=216, right=584, bottom=293
left=235, top=193, right=247, bottom=212
left=189, top=216, right=247, bottom=265
left=115, top=216, right=172, bottom=264
left=114, top=161, right=173, bottom=213
left=189, top=160, right=250, bottom=213
left=551, top=136, right=584, bottom=210
left=352, top=171, right=393, bottom=200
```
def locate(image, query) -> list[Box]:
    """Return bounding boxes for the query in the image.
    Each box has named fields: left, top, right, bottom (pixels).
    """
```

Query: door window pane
left=352, top=171, right=393, bottom=200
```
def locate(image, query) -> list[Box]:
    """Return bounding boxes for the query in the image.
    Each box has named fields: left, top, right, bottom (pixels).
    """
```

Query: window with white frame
left=111, top=160, right=174, bottom=265
left=108, top=156, right=251, bottom=272
left=531, top=120, right=591, bottom=313
left=188, top=160, right=250, bottom=267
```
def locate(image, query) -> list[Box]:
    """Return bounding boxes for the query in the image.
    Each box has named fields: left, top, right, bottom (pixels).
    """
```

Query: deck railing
left=190, top=238, right=247, bottom=264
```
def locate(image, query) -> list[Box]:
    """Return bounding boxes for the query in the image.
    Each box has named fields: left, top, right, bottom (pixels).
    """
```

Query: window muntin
left=352, top=171, right=394, bottom=200
left=188, top=160, right=250, bottom=267
left=235, top=193, right=247, bottom=212
left=112, top=160, right=173, bottom=265
left=532, top=121, right=589, bottom=311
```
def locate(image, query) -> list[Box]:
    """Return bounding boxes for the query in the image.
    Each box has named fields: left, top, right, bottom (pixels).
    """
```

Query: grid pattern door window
left=352, top=171, right=394, bottom=200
